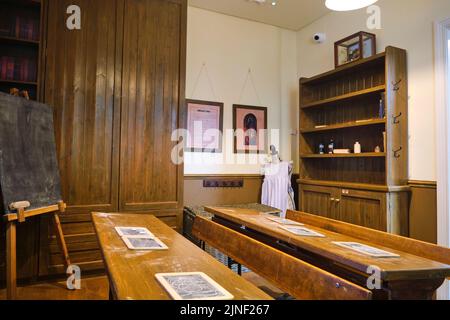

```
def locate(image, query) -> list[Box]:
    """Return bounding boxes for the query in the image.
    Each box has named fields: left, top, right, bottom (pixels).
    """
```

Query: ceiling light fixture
left=325, top=0, right=378, bottom=12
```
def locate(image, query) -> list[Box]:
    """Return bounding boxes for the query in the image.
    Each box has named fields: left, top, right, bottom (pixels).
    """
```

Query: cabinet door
left=119, top=0, right=186, bottom=212
left=338, top=189, right=387, bottom=231
left=299, top=185, right=338, bottom=219
left=41, top=0, right=122, bottom=274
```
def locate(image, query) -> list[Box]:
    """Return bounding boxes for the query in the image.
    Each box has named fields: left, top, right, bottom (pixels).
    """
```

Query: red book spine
left=24, top=59, right=30, bottom=82
left=0, top=57, right=6, bottom=79
left=15, top=16, right=20, bottom=38
left=1, top=57, right=8, bottom=80
left=6, top=57, right=15, bottom=80
left=27, top=20, right=33, bottom=40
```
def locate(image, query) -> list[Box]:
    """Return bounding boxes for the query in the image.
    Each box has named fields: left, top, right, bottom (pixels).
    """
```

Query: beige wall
left=185, top=7, right=298, bottom=175
left=296, top=0, right=450, bottom=181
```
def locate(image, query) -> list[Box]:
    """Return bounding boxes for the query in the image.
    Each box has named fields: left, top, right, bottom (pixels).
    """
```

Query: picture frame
left=115, top=226, right=154, bottom=238
left=155, top=272, right=234, bottom=300
left=186, top=99, right=224, bottom=153
left=122, top=236, right=168, bottom=250
left=233, top=104, right=268, bottom=154
left=279, top=226, right=325, bottom=238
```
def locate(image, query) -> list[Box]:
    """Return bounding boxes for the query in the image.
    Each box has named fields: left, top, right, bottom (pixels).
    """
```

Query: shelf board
left=0, top=36, right=40, bottom=46
left=0, top=79, right=37, bottom=86
left=300, top=52, right=386, bottom=85
left=297, top=179, right=410, bottom=193
left=300, top=152, right=386, bottom=159
left=301, top=85, right=386, bottom=109
left=300, top=118, right=386, bottom=134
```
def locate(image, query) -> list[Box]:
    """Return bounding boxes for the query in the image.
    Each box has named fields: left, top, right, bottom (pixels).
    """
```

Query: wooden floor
left=0, top=273, right=284, bottom=300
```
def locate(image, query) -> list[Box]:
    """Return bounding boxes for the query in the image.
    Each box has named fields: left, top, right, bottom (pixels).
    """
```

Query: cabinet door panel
left=299, top=185, right=337, bottom=219
left=120, top=0, right=185, bottom=211
left=339, top=190, right=386, bottom=231
left=45, top=0, right=121, bottom=213
left=41, top=0, right=122, bottom=276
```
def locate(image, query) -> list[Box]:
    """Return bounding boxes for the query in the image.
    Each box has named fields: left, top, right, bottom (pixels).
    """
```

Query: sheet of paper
left=122, top=236, right=168, bottom=250
left=333, top=241, right=400, bottom=258
left=266, top=216, right=304, bottom=226
left=279, top=226, right=325, bottom=237
left=155, top=272, right=234, bottom=300
left=115, top=226, right=154, bottom=238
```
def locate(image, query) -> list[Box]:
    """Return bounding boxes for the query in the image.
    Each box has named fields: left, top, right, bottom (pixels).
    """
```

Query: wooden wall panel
left=409, top=181, right=437, bottom=244
left=119, top=0, right=186, bottom=212
left=184, top=175, right=263, bottom=207
left=39, top=0, right=123, bottom=276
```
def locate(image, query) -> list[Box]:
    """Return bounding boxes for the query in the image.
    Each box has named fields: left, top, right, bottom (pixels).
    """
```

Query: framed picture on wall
left=233, top=104, right=267, bottom=154
left=186, top=99, right=224, bottom=153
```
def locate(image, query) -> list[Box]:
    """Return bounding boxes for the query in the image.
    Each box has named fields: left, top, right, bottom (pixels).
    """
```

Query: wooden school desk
left=205, top=207, right=450, bottom=300
left=92, top=212, right=272, bottom=300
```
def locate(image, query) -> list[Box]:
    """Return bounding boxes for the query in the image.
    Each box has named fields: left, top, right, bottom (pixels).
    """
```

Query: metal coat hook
left=393, top=112, right=402, bottom=124
left=392, top=79, right=402, bottom=91
left=393, top=147, right=402, bottom=158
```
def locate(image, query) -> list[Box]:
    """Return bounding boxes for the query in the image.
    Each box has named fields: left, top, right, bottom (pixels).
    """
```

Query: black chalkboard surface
left=0, top=92, right=62, bottom=214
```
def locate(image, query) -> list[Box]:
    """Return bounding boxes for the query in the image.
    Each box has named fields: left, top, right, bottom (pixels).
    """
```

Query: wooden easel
left=4, top=200, right=71, bottom=300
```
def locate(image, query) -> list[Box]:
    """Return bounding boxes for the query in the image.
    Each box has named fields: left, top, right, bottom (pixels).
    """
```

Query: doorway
left=435, top=18, right=450, bottom=300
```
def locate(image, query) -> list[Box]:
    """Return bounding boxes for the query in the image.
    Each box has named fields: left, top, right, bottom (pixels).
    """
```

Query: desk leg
left=6, top=221, right=17, bottom=300
left=386, top=279, right=444, bottom=300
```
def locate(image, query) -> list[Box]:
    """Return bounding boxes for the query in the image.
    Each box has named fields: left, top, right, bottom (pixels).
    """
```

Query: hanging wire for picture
left=238, top=68, right=262, bottom=106
left=190, top=62, right=218, bottom=101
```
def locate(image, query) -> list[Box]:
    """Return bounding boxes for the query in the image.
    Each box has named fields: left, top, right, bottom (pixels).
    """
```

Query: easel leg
left=6, top=221, right=17, bottom=300
left=53, top=213, right=71, bottom=269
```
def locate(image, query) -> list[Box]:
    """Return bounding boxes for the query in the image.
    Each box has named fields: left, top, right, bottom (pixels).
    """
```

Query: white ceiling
left=188, top=0, right=331, bottom=31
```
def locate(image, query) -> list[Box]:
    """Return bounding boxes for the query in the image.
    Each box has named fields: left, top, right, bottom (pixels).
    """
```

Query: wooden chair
left=192, top=216, right=372, bottom=300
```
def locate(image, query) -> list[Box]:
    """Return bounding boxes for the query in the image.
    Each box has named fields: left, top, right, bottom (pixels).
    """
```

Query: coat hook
left=393, top=112, right=402, bottom=124
left=393, top=147, right=402, bottom=158
left=392, top=79, right=402, bottom=91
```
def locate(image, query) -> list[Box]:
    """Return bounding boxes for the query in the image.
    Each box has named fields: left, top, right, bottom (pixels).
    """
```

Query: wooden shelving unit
left=298, top=46, right=409, bottom=235
left=0, top=0, right=43, bottom=100
left=300, top=152, right=386, bottom=159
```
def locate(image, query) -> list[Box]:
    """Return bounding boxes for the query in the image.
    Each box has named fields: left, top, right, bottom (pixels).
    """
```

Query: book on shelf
left=14, top=16, right=40, bottom=41
left=0, top=56, right=37, bottom=82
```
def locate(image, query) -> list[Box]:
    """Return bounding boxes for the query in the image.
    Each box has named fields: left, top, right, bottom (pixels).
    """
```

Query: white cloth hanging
left=262, top=161, right=291, bottom=217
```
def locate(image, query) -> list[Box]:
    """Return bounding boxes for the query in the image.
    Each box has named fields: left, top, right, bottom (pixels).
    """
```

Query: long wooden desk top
left=205, top=207, right=450, bottom=282
left=92, top=212, right=272, bottom=300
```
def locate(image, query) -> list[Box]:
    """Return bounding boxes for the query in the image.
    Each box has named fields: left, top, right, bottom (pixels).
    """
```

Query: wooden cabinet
left=298, top=47, right=410, bottom=235
left=299, top=182, right=408, bottom=235
left=120, top=0, right=185, bottom=214
left=300, top=185, right=336, bottom=219
left=338, top=189, right=386, bottom=231
left=38, top=0, right=187, bottom=276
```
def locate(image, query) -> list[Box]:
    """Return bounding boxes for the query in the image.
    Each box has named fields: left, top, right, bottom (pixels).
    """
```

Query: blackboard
left=0, top=92, right=62, bottom=214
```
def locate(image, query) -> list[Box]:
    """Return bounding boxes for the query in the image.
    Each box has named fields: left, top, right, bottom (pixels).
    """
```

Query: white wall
left=185, top=7, right=298, bottom=174
left=296, top=0, right=450, bottom=181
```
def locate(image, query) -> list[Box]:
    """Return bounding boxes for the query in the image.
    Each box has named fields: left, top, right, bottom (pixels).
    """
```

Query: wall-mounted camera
left=313, top=33, right=326, bottom=44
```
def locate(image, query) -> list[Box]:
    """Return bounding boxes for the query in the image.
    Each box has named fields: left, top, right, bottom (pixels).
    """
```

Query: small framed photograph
left=186, top=99, right=224, bottom=153
left=115, top=226, right=154, bottom=238
left=233, top=104, right=267, bottom=154
left=266, top=217, right=304, bottom=226
left=333, top=242, right=400, bottom=258
left=155, top=272, right=234, bottom=300
left=122, top=236, right=168, bottom=250
left=279, top=226, right=325, bottom=238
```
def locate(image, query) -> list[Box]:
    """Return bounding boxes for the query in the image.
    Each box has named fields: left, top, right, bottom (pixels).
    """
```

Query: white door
left=435, top=18, right=450, bottom=300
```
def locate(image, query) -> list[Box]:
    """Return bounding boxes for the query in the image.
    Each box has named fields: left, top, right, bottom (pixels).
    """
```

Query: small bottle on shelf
left=354, top=142, right=361, bottom=154
left=328, top=139, right=335, bottom=154
left=319, top=143, right=325, bottom=155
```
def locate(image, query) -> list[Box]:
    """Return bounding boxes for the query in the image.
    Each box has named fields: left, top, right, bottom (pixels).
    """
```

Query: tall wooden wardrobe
left=38, top=0, right=186, bottom=276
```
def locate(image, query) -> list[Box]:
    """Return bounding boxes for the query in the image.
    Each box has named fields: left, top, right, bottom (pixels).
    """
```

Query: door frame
left=434, top=17, right=450, bottom=300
